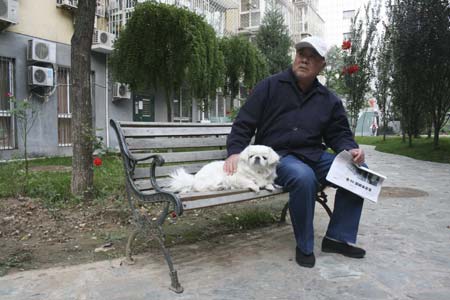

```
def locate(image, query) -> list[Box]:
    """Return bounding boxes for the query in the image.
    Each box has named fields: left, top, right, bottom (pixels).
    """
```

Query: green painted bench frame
left=110, top=119, right=332, bottom=293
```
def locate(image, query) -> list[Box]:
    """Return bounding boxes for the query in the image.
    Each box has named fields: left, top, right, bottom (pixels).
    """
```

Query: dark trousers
left=275, top=152, right=364, bottom=254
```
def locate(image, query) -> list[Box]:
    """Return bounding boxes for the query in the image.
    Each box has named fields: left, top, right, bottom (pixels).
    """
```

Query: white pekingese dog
left=167, top=145, right=280, bottom=193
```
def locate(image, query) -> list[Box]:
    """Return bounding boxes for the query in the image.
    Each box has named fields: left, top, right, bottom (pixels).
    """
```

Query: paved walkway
left=1, top=146, right=450, bottom=300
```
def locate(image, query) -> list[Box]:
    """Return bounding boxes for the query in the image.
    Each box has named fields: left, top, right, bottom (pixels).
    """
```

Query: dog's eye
left=262, top=156, right=267, bottom=160
left=249, top=155, right=255, bottom=158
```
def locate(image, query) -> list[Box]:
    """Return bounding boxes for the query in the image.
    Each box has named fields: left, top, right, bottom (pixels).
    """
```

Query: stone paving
left=1, top=145, right=449, bottom=300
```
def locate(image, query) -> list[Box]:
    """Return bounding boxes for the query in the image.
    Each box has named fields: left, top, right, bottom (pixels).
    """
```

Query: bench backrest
left=111, top=120, right=233, bottom=193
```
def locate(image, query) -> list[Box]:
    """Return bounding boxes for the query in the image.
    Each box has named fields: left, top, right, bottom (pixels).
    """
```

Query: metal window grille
left=0, top=57, right=15, bottom=150
left=57, top=67, right=72, bottom=147
left=109, top=0, right=239, bottom=38
left=173, top=87, right=192, bottom=122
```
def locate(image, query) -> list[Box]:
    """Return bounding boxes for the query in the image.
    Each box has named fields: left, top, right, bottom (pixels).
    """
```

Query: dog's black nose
left=254, top=156, right=260, bottom=163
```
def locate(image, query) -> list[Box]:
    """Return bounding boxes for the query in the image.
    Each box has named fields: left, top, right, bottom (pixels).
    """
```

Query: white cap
left=295, top=36, right=328, bottom=59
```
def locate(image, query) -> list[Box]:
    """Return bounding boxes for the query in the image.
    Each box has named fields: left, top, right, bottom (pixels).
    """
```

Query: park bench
left=110, top=119, right=332, bottom=293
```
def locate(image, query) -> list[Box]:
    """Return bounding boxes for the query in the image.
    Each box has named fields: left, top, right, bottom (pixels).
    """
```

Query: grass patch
left=356, top=136, right=450, bottom=164
left=219, top=208, right=277, bottom=230
left=0, top=153, right=125, bottom=207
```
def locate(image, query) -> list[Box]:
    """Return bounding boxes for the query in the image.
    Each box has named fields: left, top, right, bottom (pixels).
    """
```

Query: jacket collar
left=278, top=67, right=327, bottom=95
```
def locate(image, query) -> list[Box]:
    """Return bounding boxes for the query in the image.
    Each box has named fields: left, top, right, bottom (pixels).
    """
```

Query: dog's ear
left=268, top=148, right=280, bottom=165
left=239, top=146, right=251, bottom=162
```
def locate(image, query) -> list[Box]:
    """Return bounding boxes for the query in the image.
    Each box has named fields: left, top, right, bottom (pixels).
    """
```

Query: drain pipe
left=105, top=55, right=109, bottom=148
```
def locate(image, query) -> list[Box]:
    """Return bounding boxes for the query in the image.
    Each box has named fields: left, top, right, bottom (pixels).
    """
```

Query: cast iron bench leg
left=124, top=228, right=140, bottom=265
left=155, top=226, right=184, bottom=293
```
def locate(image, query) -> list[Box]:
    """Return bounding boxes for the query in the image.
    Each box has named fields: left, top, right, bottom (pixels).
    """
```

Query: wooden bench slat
left=181, top=189, right=285, bottom=210
left=133, top=163, right=205, bottom=179
left=119, top=121, right=232, bottom=127
left=126, top=136, right=227, bottom=150
left=135, top=178, right=171, bottom=190
left=122, top=127, right=232, bottom=137
left=132, top=150, right=227, bottom=164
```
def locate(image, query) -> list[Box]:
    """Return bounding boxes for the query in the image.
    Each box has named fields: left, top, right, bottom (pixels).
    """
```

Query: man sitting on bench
left=223, top=36, right=367, bottom=268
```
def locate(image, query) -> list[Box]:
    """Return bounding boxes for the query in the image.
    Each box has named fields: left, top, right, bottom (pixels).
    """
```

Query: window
left=173, top=87, right=192, bottom=122
left=343, top=10, right=355, bottom=20
left=57, top=67, right=72, bottom=146
left=240, top=0, right=261, bottom=29
left=0, top=57, right=15, bottom=150
left=343, top=32, right=352, bottom=41
left=208, top=91, right=227, bottom=122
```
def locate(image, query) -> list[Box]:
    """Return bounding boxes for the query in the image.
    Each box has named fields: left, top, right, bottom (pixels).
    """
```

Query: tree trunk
left=70, top=0, right=96, bottom=200
left=165, top=88, right=173, bottom=122
left=433, top=121, right=440, bottom=150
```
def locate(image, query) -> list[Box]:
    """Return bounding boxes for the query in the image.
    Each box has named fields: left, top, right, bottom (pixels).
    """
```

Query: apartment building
left=0, top=0, right=116, bottom=160
left=238, top=0, right=324, bottom=44
left=318, top=0, right=368, bottom=47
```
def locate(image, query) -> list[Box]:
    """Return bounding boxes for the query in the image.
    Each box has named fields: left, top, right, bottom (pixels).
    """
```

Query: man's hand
left=223, top=154, right=239, bottom=175
left=349, top=148, right=365, bottom=165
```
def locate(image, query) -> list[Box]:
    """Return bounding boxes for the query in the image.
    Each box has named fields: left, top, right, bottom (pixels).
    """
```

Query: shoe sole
left=296, top=260, right=315, bottom=268
left=322, top=247, right=365, bottom=258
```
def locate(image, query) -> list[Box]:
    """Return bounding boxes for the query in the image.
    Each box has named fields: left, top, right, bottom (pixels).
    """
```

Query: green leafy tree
left=374, top=16, right=394, bottom=141
left=255, top=4, right=292, bottom=74
left=110, top=2, right=224, bottom=121
left=323, top=45, right=347, bottom=97
left=219, top=35, right=268, bottom=100
left=341, top=0, right=381, bottom=134
left=389, top=0, right=450, bottom=147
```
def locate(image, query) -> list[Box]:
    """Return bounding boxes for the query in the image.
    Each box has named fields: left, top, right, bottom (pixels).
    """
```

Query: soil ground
left=0, top=193, right=286, bottom=277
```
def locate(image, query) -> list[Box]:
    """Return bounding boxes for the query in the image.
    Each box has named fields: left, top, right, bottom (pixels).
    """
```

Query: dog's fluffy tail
left=167, top=168, right=195, bottom=193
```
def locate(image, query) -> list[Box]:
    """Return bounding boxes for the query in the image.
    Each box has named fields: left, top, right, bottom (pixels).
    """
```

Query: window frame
left=0, top=57, right=16, bottom=150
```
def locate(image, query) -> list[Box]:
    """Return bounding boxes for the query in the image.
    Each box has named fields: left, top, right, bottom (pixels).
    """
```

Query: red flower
left=93, top=157, right=102, bottom=166
left=5, top=92, right=12, bottom=97
left=342, top=40, right=351, bottom=50
left=342, top=64, right=360, bottom=75
left=171, top=211, right=177, bottom=218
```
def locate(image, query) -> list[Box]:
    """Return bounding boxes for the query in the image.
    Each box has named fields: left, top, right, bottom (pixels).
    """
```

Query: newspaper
left=326, top=150, right=386, bottom=203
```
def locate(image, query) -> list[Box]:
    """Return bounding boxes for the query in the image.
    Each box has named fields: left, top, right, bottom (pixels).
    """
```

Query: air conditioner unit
left=28, top=66, right=54, bottom=87
left=57, top=0, right=78, bottom=10
left=0, top=0, right=19, bottom=24
left=92, top=29, right=115, bottom=53
left=113, top=83, right=131, bottom=100
left=27, top=39, right=56, bottom=64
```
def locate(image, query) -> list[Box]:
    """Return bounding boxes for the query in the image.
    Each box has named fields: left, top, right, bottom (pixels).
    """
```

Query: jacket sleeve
left=227, top=79, right=269, bottom=156
left=323, top=98, right=359, bottom=153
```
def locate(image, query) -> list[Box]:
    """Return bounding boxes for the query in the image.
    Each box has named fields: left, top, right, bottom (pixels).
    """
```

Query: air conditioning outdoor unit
left=28, top=66, right=54, bottom=87
left=113, top=83, right=131, bottom=100
left=0, top=0, right=19, bottom=24
left=92, top=29, right=115, bottom=53
left=57, top=0, right=78, bottom=10
left=27, top=39, right=56, bottom=64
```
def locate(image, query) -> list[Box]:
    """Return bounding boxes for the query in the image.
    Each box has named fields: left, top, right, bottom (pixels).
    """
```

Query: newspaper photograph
left=326, top=150, right=387, bottom=203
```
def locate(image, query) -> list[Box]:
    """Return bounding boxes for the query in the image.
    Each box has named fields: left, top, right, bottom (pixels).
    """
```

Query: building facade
left=318, top=0, right=368, bottom=47
left=0, top=0, right=112, bottom=160
left=0, top=0, right=324, bottom=159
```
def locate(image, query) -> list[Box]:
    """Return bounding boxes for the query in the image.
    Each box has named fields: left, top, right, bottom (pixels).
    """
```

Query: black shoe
left=321, top=237, right=366, bottom=258
left=295, top=247, right=315, bottom=268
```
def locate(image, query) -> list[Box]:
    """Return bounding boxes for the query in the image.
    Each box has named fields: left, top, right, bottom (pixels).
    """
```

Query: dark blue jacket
left=227, top=68, right=358, bottom=162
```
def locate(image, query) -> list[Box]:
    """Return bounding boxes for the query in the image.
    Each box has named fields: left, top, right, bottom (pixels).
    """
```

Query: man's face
left=292, top=47, right=326, bottom=81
